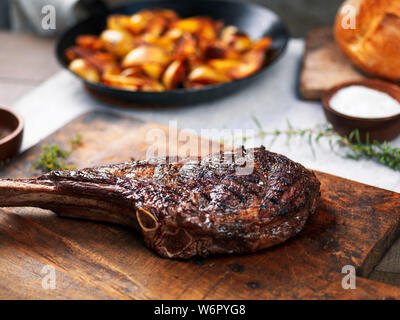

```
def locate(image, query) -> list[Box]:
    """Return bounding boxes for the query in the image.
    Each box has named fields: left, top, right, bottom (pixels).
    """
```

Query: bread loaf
left=334, top=0, right=400, bottom=81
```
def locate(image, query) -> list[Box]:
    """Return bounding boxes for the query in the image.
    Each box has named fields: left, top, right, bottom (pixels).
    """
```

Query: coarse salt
left=329, top=85, right=400, bottom=119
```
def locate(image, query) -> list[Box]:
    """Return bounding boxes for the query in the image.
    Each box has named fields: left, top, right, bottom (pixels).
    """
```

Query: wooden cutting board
left=1, top=111, right=400, bottom=299
left=299, top=28, right=366, bottom=101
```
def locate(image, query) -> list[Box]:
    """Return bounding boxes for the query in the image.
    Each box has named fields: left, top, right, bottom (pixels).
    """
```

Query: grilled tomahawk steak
left=0, top=147, right=320, bottom=259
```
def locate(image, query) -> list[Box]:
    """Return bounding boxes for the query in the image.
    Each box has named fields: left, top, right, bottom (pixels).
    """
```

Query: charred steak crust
left=0, top=147, right=320, bottom=259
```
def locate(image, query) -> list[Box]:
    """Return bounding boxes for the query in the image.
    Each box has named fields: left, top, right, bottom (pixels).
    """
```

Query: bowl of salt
left=322, top=79, right=400, bottom=142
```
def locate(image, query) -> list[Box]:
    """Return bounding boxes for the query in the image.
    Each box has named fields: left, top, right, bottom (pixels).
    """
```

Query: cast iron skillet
left=56, top=0, right=289, bottom=105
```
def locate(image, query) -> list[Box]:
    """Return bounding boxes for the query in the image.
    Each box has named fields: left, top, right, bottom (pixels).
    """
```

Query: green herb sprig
left=32, top=135, right=83, bottom=172
left=70, top=134, right=83, bottom=147
left=246, top=117, right=400, bottom=170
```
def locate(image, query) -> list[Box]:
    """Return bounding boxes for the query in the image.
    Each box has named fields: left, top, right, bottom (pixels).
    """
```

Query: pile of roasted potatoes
left=65, top=8, right=272, bottom=92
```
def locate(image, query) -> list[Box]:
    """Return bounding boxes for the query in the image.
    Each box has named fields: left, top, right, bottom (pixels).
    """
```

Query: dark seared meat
left=0, top=147, right=320, bottom=259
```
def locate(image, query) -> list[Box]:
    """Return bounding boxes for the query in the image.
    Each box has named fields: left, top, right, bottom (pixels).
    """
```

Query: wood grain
left=299, top=28, right=366, bottom=101
left=1, top=111, right=400, bottom=299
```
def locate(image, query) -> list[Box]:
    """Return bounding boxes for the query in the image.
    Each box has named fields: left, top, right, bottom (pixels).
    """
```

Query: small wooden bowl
left=0, top=106, right=23, bottom=162
left=322, top=79, right=400, bottom=142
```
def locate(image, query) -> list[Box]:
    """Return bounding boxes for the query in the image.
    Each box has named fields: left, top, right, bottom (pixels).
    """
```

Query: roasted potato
left=76, top=35, right=103, bottom=51
left=221, top=26, right=252, bottom=52
left=162, top=60, right=187, bottom=90
left=102, top=68, right=164, bottom=91
left=188, top=65, right=230, bottom=85
left=252, top=36, right=272, bottom=51
left=231, top=48, right=266, bottom=79
left=106, top=14, right=132, bottom=31
left=127, top=9, right=178, bottom=35
left=172, top=17, right=220, bottom=41
left=122, top=45, right=171, bottom=67
left=69, top=59, right=100, bottom=83
left=174, top=33, right=199, bottom=60
left=208, top=59, right=241, bottom=78
left=141, top=63, right=165, bottom=79
left=100, top=29, right=137, bottom=58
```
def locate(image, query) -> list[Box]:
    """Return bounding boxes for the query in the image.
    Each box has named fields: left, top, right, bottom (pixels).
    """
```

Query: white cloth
left=14, top=39, right=400, bottom=192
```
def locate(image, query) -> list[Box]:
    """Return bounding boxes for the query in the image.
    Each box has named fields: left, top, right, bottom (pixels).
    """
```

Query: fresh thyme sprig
left=32, top=144, right=74, bottom=172
left=32, top=134, right=83, bottom=172
left=245, top=116, right=400, bottom=170
left=70, top=134, right=83, bottom=147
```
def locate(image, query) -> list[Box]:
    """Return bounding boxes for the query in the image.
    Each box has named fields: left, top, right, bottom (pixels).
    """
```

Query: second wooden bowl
left=322, top=79, right=400, bottom=142
left=0, top=106, right=23, bottom=162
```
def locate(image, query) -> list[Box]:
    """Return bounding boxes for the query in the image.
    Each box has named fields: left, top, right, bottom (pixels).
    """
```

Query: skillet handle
left=79, top=0, right=110, bottom=16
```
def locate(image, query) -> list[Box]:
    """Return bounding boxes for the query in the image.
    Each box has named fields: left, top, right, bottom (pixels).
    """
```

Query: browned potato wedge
left=127, top=9, right=178, bottom=34
left=102, top=71, right=142, bottom=90
left=252, top=37, right=272, bottom=51
left=229, top=38, right=271, bottom=79
left=231, top=49, right=265, bottom=79
left=65, top=48, right=78, bottom=61
left=76, top=35, right=103, bottom=50
left=188, top=65, right=230, bottom=84
left=150, top=36, right=177, bottom=52
left=186, top=56, right=204, bottom=71
left=221, top=26, right=252, bottom=52
left=65, top=47, right=115, bottom=73
left=103, top=80, right=140, bottom=91
left=173, top=17, right=219, bottom=40
left=103, top=68, right=165, bottom=92
left=162, top=60, right=187, bottom=90
left=172, top=17, right=203, bottom=33
left=69, top=59, right=100, bottom=83
left=92, top=51, right=115, bottom=64
left=230, top=34, right=252, bottom=52
left=65, top=46, right=93, bottom=61
left=208, top=59, right=241, bottom=77
left=122, top=45, right=171, bottom=68
left=221, top=26, right=238, bottom=40
left=107, top=14, right=132, bottom=31
left=127, top=11, right=154, bottom=34
left=203, top=42, right=242, bottom=60
left=145, top=27, right=183, bottom=52
left=174, top=17, right=222, bottom=54
left=141, top=63, right=165, bottom=79
left=224, top=48, right=242, bottom=60
left=198, top=20, right=219, bottom=42
left=203, top=44, right=226, bottom=60
left=120, top=67, right=144, bottom=78
left=100, top=30, right=137, bottom=57
left=143, top=16, right=168, bottom=40
left=141, top=79, right=165, bottom=92
left=174, top=33, right=199, bottom=60
left=163, top=27, right=183, bottom=40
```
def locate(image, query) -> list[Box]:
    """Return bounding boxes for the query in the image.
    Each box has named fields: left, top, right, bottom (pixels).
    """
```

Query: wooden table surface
left=1, top=31, right=400, bottom=292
